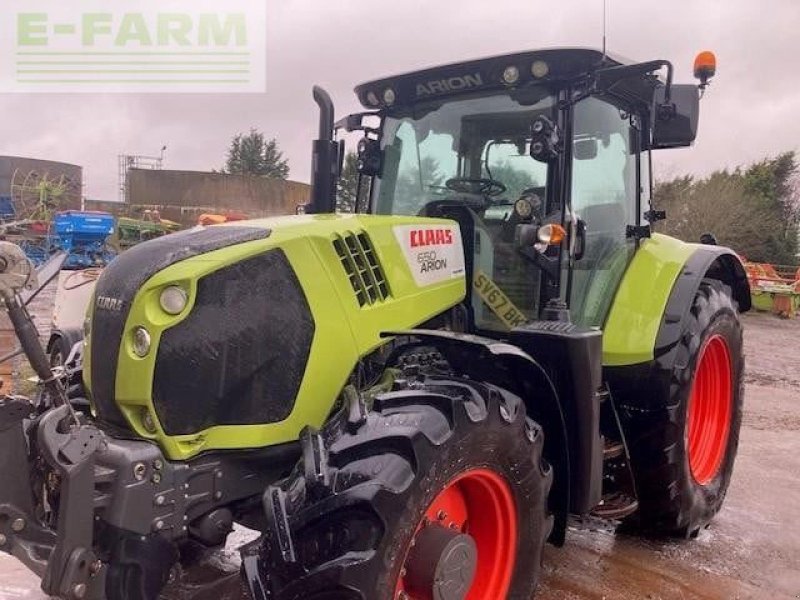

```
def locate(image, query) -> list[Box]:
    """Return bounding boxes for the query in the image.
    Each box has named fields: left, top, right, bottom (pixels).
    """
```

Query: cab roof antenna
left=601, top=0, right=608, bottom=61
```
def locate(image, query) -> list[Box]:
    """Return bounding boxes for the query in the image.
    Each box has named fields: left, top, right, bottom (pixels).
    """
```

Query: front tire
left=265, top=377, right=553, bottom=599
left=624, top=279, right=744, bottom=537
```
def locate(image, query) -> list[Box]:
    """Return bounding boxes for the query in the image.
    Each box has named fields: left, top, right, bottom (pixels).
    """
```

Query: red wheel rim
left=686, top=335, right=733, bottom=485
left=395, top=468, right=517, bottom=599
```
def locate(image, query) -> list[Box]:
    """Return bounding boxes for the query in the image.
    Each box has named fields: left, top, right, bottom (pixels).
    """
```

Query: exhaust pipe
left=309, top=86, right=340, bottom=214
left=313, top=85, right=334, bottom=142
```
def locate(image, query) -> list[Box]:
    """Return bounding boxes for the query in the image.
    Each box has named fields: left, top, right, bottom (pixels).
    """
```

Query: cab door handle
left=574, top=218, right=587, bottom=261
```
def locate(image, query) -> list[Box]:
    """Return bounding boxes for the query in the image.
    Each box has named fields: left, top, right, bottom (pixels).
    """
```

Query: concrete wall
left=84, top=198, right=128, bottom=216
left=0, top=156, right=83, bottom=210
left=127, top=169, right=310, bottom=225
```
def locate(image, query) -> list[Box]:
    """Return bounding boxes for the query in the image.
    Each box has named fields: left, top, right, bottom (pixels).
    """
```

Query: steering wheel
left=445, top=177, right=507, bottom=197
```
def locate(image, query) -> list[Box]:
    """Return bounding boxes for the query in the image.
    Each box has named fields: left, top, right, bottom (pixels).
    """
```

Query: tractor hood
left=84, top=214, right=466, bottom=459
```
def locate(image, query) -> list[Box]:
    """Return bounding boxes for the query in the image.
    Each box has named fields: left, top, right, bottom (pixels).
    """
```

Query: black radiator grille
left=152, top=249, right=314, bottom=435
left=88, top=225, right=271, bottom=429
left=332, top=232, right=389, bottom=307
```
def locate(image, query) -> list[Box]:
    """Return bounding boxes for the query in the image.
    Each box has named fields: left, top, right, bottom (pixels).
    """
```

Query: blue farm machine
left=52, top=211, right=117, bottom=270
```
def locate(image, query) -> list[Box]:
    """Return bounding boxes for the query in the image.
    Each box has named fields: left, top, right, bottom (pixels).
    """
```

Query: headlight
left=515, top=198, right=533, bottom=219
left=132, top=327, right=152, bottom=357
left=503, top=65, right=520, bottom=84
left=159, top=285, right=188, bottom=315
left=531, top=60, right=549, bottom=78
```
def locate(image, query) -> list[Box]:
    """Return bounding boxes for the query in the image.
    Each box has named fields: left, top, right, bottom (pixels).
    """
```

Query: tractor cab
left=314, top=48, right=706, bottom=333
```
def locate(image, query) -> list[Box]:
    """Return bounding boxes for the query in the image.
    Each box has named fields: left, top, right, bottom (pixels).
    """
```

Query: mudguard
left=603, top=234, right=750, bottom=368
left=655, top=244, right=750, bottom=364
left=384, top=329, right=572, bottom=544
left=604, top=235, right=750, bottom=413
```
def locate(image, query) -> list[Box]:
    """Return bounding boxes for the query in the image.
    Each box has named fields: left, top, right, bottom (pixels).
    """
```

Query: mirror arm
left=593, top=59, right=674, bottom=105
left=566, top=88, right=595, bottom=107
left=334, top=111, right=382, bottom=134
left=662, top=60, right=674, bottom=104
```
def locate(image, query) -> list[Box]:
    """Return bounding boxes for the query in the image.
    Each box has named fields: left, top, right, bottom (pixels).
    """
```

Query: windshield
left=367, top=89, right=640, bottom=332
left=373, top=90, right=556, bottom=216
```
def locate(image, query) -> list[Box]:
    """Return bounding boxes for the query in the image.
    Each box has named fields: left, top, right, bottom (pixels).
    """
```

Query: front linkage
left=0, top=241, right=104, bottom=598
left=0, top=242, right=277, bottom=600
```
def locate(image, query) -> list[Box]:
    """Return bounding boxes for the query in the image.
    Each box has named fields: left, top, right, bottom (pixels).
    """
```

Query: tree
left=486, top=160, right=538, bottom=199
left=337, top=151, right=364, bottom=213
left=224, top=129, right=289, bottom=179
left=742, top=152, right=799, bottom=263
left=394, top=157, right=444, bottom=214
left=653, top=152, right=799, bottom=263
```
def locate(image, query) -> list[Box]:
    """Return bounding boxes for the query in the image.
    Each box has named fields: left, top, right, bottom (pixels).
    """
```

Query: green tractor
left=0, top=48, right=750, bottom=600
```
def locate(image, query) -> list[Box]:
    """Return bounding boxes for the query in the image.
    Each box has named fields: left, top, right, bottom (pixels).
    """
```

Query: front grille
left=333, top=232, right=389, bottom=307
left=88, top=225, right=271, bottom=429
left=153, top=249, right=314, bottom=435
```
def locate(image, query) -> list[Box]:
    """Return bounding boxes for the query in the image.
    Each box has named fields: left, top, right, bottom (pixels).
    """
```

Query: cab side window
left=568, top=98, right=638, bottom=327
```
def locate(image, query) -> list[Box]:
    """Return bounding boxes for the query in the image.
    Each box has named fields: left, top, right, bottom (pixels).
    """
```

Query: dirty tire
left=265, top=377, right=553, bottom=600
left=624, top=279, right=744, bottom=537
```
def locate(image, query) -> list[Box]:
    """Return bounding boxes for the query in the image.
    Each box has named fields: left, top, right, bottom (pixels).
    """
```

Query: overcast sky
left=0, top=0, right=798, bottom=200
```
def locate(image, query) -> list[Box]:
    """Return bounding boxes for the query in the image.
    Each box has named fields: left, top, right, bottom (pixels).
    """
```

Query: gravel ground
left=1, top=311, right=798, bottom=599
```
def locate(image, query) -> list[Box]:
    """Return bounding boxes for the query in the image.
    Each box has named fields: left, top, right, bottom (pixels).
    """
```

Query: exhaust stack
left=309, top=86, right=340, bottom=214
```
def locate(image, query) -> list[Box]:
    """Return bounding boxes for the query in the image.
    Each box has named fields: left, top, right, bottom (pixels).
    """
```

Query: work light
left=160, top=286, right=188, bottom=315
left=132, top=327, right=152, bottom=358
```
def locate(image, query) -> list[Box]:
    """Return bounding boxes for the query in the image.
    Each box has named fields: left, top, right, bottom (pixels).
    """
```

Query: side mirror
left=651, top=84, right=699, bottom=149
left=573, top=138, right=598, bottom=160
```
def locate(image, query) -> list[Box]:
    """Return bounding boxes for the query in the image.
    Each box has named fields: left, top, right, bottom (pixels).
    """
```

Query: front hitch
left=0, top=405, right=108, bottom=598
left=0, top=414, right=54, bottom=577
left=0, top=241, right=115, bottom=598
left=37, top=405, right=106, bottom=598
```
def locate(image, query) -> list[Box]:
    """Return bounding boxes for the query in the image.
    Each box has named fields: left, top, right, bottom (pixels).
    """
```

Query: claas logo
left=410, top=228, right=454, bottom=248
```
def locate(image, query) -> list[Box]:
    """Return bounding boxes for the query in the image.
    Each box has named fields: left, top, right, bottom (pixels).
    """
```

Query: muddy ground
left=1, top=311, right=798, bottom=599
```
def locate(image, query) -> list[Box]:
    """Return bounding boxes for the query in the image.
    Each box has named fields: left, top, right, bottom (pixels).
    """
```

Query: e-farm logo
left=0, top=1, right=266, bottom=93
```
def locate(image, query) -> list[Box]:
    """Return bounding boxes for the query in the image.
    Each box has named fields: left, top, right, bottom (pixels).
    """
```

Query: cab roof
left=354, top=47, right=633, bottom=109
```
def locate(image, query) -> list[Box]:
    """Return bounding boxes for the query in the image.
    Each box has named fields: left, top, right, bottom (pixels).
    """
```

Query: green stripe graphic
left=18, top=69, right=249, bottom=74
left=16, top=79, right=250, bottom=84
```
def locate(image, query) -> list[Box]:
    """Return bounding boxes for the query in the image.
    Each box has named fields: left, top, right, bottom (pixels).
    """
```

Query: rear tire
left=265, top=377, right=553, bottom=599
left=623, top=279, right=744, bottom=537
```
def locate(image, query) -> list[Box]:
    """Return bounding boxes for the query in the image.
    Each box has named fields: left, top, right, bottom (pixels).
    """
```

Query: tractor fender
left=385, top=329, right=571, bottom=545
left=605, top=243, right=750, bottom=413
left=603, top=234, right=750, bottom=368
left=656, top=244, right=750, bottom=362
